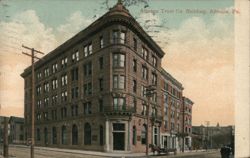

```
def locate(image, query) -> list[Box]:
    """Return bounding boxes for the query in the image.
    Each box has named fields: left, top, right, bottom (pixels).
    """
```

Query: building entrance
left=113, top=132, right=125, bottom=150
left=112, top=123, right=125, bottom=151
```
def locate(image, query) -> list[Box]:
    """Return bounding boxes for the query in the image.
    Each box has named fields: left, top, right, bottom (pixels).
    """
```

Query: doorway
left=113, top=132, right=125, bottom=150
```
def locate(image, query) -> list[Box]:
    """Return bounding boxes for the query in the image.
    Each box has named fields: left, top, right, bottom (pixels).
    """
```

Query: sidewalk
left=7, top=145, right=218, bottom=158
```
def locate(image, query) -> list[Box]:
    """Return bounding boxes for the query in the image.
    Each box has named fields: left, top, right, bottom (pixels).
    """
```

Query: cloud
left=160, top=15, right=234, bottom=125
left=56, top=11, right=93, bottom=44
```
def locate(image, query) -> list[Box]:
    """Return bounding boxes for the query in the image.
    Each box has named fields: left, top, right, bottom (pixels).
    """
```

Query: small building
left=8, top=116, right=25, bottom=144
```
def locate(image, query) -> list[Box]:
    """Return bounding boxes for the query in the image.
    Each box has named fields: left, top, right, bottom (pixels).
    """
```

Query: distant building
left=0, top=116, right=5, bottom=143
left=192, top=125, right=234, bottom=149
left=8, top=116, right=25, bottom=144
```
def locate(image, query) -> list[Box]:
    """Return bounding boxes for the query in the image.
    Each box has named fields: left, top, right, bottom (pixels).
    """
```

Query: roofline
left=21, top=3, right=165, bottom=78
left=160, top=68, right=184, bottom=90
left=183, top=96, right=194, bottom=105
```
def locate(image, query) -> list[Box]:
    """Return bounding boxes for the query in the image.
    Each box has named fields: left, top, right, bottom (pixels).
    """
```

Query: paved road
left=1, top=145, right=230, bottom=158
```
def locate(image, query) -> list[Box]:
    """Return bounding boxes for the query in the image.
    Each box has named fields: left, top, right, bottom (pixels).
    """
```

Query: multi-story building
left=160, top=69, right=185, bottom=151
left=8, top=116, right=25, bottom=144
left=21, top=1, right=164, bottom=152
left=181, top=97, right=194, bottom=150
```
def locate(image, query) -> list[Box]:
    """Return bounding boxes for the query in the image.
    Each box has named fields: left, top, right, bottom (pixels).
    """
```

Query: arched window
left=52, top=127, right=57, bottom=144
left=44, top=127, right=48, bottom=145
left=84, top=123, right=91, bottom=145
left=72, top=124, right=78, bottom=145
left=100, top=125, right=104, bottom=146
left=132, top=126, right=136, bottom=145
left=61, top=125, right=67, bottom=145
left=141, top=124, right=147, bottom=144
left=36, top=128, right=40, bottom=141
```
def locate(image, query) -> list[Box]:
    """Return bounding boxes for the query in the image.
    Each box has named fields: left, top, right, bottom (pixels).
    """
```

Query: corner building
left=21, top=2, right=164, bottom=152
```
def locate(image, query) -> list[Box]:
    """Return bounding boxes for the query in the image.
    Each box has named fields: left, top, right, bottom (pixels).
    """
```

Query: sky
left=0, top=0, right=235, bottom=126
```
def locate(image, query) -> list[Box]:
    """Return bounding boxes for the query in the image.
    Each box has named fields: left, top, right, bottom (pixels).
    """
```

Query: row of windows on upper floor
left=163, top=94, right=181, bottom=109
left=34, top=30, right=158, bottom=81
left=35, top=97, right=159, bottom=122
left=163, top=82, right=182, bottom=99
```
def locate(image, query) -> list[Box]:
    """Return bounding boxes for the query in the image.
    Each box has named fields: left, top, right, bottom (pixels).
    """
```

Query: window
left=132, top=126, right=136, bottom=145
left=132, top=80, right=137, bottom=93
left=37, top=72, right=42, bottom=80
left=71, top=87, right=79, bottom=99
left=71, top=105, right=78, bottom=116
left=71, top=67, right=78, bottom=81
left=84, top=43, right=92, bottom=57
left=99, top=78, right=104, bottom=91
left=113, top=53, right=125, bottom=67
left=52, top=127, right=57, bottom=144
left=36, top=113, right=41, bottom=121
left=51, top=109, right=57, bottom=120
left=113, top=97, right=125, bottom=111
left=99, top=57, right=104, bottom=69
left=132, top=97, right=136, bottom=111
left=142, top=103, right=147, bottom=115
left=142, top=47, right=148, bottom=60
left=72, top=51, right=79, bottom=62
left=152, top=72, right=157, bottom=85
left=112, top=31, right=126, bottom=44
left=61, top=107, right=67, bottom=118
left=44, top=97, right=49, bottom=107
left=141, top=124, right=147, bottom=144
left=44, top=128, right=48, bottom=144
left=61, top=91, right=67, bottom=102
left=72, top=124, right=78, bottom=145
left=132, top=59, right=137, bottom=72
left=44, top=112, right=48, bottom=120
left=100, top=36, right=104, bottom=48
left=83, top=62, right=92, bottom=76
left=44, top=82, right=49, bottom=93
left=36, top=128, right=41, bottom=141
left=99, top=99, right=104, bottom=112
left=141, top=85, right=147, bottom=98
left=83, top=82, right=92, bottom=95
left=52, top=79, right=58, bottom=90
left=52, top=95, right=58, bottom=105
left=84, top=123, right=91, bottom=145
left=154, top=127, right=158, bottom=145
left=113, top=75, right=125, bottom=89
left=61, top=126, right=67, bottom=144
left=142, top=66, right=148, bottom=80
left=52, top=63, right=58, bottom=73
left=61, top=57, right=68, bottom=68
left=164, top=120, right=168, bottom=129
left=152, top=107, right=157, bottom=117
left=152, top=56, right=157, bottom=67
left=100, top=125, right=104, bottom=146
left=36, top=85, right=42, bottom=95
left=37, top=100, right=42, bottom=109
left=61, top=74, right=67, bottom=86
left=133, top=38, right=137, bottom=50
left=84, top=102, right=92, bottom=114
left=44, top=68, right=50, bottom=77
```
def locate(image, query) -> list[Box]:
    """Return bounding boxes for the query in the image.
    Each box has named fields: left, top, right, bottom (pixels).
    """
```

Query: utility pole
left=145, top=85, right=156, bottom=156
left=3, top=117, right=8, bottom=158
left=22, top=45, right=44, bottom=158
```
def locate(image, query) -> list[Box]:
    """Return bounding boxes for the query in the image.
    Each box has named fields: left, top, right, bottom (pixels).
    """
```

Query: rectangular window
left=113, top=97, right=125, bottom=111
left=112, top=31, right=126, bottom=44
left=142, top=47, right=148, bottom=60
left=99, top=99, right=104, bottom=112
left=152, top=56, right=157, bottom=67
left=37, top=72, right=42, bottom=80
left=142, top=66, right=148, bottom=80
left=84, top=43, right=92, bottom=57
left=61, top=57, right=68, bottom=68
left=141, top=85, right=147, bottom=98
left=142, top=102, right=147, bottom=115
left=99, top=78, right=104, bottom=91
left=132, top=80, right=137, bottom=93
left=83, top=82, right=92, bottom=95
left=71, top=67, right=78, bottom=81
left=72, top=51, right=79, bottom=62
left=83, top=62, right=92, bottom=76
left=133, top=38, right=137, bottom=50
left=83, top=102, right=92, bottom=114
left=152, top=72, right=157, bottom=85
left=71, top=87, right=79, bottom=99
left=71, top=105, right=78, bottom=116
left=100, top=36, right=104, bottom=48
left=52, top=63, right=58, bottom=73
left=61, top=91, right=67, bottom=102
left=113, top=75, right=125, bottom=89
left=61, top=74, right=67, bottom=86
left=52, top=79, right=58, bottom=90
left=132, top=59, right=137, bottom=72
left=99, top=57, right=104, bottom=69
left=113, top=53, right=125, bottom=67
left=44, top=68, right=50, bottom=77
left=44, top=82, right=49, bottom=93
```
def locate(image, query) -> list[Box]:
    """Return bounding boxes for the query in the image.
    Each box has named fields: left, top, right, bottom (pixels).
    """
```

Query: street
left=0, top=145, right=229, bottom=158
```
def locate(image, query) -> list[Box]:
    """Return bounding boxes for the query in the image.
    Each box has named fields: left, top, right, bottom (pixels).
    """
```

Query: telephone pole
left=22, top=45, right=44, bottom=158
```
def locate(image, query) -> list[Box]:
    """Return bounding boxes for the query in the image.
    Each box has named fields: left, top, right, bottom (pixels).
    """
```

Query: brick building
left=21, top=1, right=193, bottom=153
